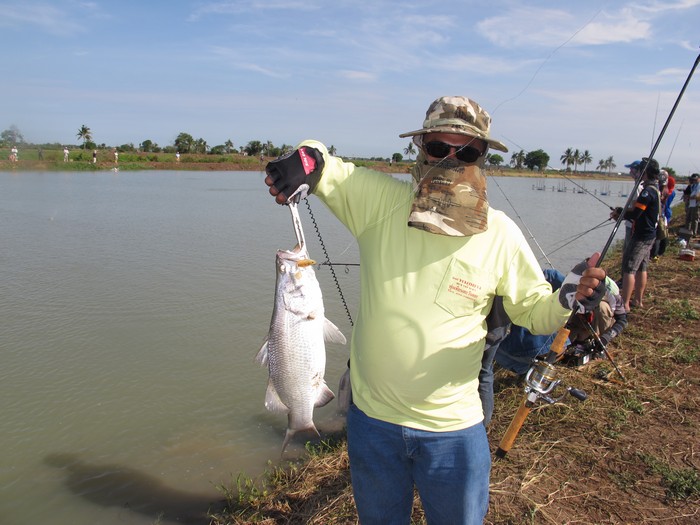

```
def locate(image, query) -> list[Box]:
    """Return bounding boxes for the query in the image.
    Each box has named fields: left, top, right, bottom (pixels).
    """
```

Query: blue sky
left=1, top=0, right=699, bottom=175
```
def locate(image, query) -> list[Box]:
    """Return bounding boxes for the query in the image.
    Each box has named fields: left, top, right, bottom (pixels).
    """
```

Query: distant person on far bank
left=93, top=150, right=97, bottom=164
left=10, top=145, right=18, bottom=162
left=176, top=152, right=181, bottom=162
left=64, top=147, right=69, bottom=162
left=113, top=149, right=119, bottom=164
left=610, top=157, right=660, bottom=311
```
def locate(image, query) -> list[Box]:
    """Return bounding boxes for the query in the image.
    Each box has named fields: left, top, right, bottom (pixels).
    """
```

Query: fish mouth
left=277, top=246, right=316, bottom=267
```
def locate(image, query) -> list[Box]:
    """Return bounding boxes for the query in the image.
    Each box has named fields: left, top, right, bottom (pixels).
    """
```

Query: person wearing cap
left=622, top=160, right=644, bottom=252
left=263, top=95, right=606, bottom=524
left=610, top=158, right=661, bottom=311
left=683, top=173, right=700, bottom=236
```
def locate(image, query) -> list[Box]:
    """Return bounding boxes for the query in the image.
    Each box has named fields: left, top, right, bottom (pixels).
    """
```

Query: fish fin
left=281, top=423, right=320, bottom=455
left=255, top=338, right=269, bottom=366
left=264, top=381, right=289, bottom=413
left=314, top=382, right=335, bottom=408
left=323, top=318, right=347, bottom=345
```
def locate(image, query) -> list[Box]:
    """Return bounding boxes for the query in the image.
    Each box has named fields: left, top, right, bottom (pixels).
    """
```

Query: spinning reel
left=522, top=360, right=588, bottom=407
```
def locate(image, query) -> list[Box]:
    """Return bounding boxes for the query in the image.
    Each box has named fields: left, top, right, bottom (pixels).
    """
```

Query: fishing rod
left=496, top=51, right=700, bottom=459
left=665, top=121, right=683, bottom=167
left=489, top=175, right=554, bottom=269
left=579, top=316, right=625, bottom=380
left=544, top=219, right=613, bottom=258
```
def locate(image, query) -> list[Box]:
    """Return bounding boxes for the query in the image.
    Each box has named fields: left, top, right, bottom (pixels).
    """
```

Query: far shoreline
left=0, top=158, right=632, bottom=181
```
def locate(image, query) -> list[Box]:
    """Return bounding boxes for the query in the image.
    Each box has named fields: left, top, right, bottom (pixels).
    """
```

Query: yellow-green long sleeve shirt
left=303, top=140, right=570, bottom=431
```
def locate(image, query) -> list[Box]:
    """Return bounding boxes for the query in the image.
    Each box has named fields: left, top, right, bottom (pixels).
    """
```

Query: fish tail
left=281, top=423, right=320, bottom=455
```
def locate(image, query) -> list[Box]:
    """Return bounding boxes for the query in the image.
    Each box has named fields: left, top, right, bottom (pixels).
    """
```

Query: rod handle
left=545, top=327, right=571, bottom=363
left=495, top=400, right=532, bottom=458
left=568, top=387, right=588, bottom=402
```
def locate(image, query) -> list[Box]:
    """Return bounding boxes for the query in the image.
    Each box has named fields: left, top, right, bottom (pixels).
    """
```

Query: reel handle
left=568, top=387, right=588, bottom=401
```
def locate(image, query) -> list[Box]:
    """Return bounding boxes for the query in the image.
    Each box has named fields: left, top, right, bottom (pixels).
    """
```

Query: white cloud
left=477, top=6, right=650, bottom=48
left=0, top=2, right=85, bottom=37
left=337, top=70, right=377, bottom=81
left=188, top=0, right=321, bottom=21
left=637, top=67, right=696, bottom=85
left=631, top=0, right=700, bottom=14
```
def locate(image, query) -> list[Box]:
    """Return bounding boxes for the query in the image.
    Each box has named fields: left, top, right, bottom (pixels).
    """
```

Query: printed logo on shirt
left=435, top=258, right=495, bottom=317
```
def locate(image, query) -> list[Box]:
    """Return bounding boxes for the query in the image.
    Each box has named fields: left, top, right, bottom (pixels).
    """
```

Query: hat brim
left=398, top=127, right=508, bottom=152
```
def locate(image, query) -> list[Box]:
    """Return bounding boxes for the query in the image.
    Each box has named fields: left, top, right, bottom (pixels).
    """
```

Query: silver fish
left=256, top=245, right=346, bottom=453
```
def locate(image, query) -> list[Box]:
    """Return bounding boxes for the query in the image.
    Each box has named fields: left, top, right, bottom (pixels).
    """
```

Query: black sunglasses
left=423, top=141, right=485, bottom=163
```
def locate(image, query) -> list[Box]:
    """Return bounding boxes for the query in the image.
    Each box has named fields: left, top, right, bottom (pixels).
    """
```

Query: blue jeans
left=347, top=404, right=490, bottom=525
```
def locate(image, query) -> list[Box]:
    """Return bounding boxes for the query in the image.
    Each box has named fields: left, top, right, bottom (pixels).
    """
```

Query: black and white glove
left=558, top=259, right=606, bottom=314
left=265, top=147, right=324, bottom=203
left=610, top=206, right=623, bottom=221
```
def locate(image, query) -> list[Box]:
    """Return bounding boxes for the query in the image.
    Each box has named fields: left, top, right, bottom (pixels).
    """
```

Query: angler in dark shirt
left=610, top=157, right=660, bottom=312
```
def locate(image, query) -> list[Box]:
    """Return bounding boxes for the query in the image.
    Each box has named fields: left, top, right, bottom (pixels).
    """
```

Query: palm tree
left=77, top=125, right=92, bottom=149
left=224, top=139, right=234, bottom=154
left=403, top=142, right=416, bottom=161
left=596, top=159, right=606, bottom=172
left=560, top=147, right=575, bottom=171
left=194, top=138, right=208, bottom=154
left=573, top=149, right=581, bottom=172
left=581, top=150, right=593, bottom=172
left=510, top=150, right=526, bottom=169
left=262, top=140, right=274, bottom=157
left=606, top=156, right=616, bottom=174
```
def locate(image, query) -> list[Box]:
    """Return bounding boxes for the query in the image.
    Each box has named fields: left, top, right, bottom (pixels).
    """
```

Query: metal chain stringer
left=304, top=199, right=354, bottom=328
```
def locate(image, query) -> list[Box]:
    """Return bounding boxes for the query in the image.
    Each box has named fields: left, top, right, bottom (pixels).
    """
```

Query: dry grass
left=211, top=221, right=700, bottom=525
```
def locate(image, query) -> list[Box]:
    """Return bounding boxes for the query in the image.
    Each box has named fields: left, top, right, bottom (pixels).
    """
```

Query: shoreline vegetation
left=209, top=213, right=700, bottom=524
left=0, top=147, right=636, bottom=180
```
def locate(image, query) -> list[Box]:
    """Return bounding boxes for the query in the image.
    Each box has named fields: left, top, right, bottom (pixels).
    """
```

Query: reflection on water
left=0, top=170, right=629, bottom=524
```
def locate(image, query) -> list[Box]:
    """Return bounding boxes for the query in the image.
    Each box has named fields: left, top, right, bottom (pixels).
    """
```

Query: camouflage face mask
left=408, top=150, right=489, bottom=236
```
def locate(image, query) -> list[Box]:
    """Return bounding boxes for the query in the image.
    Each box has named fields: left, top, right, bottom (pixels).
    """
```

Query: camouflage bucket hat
left=399, top=96, right=508, bottom=152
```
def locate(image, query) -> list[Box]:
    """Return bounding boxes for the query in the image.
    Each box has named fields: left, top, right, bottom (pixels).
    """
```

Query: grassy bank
left=210, top=219, right=700, bottom=524
left=0, top=147, right=628, bottom=179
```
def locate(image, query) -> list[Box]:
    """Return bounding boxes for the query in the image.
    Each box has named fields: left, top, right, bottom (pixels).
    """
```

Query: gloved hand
left=558, top=253, right=606, bottom=314
left=265, top=147, right=324, bottom=204
left=610, top=206, right=623, bottom=221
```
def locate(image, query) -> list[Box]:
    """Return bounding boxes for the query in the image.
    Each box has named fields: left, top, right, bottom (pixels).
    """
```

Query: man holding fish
left=264, top=95, right=606, bottom=525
